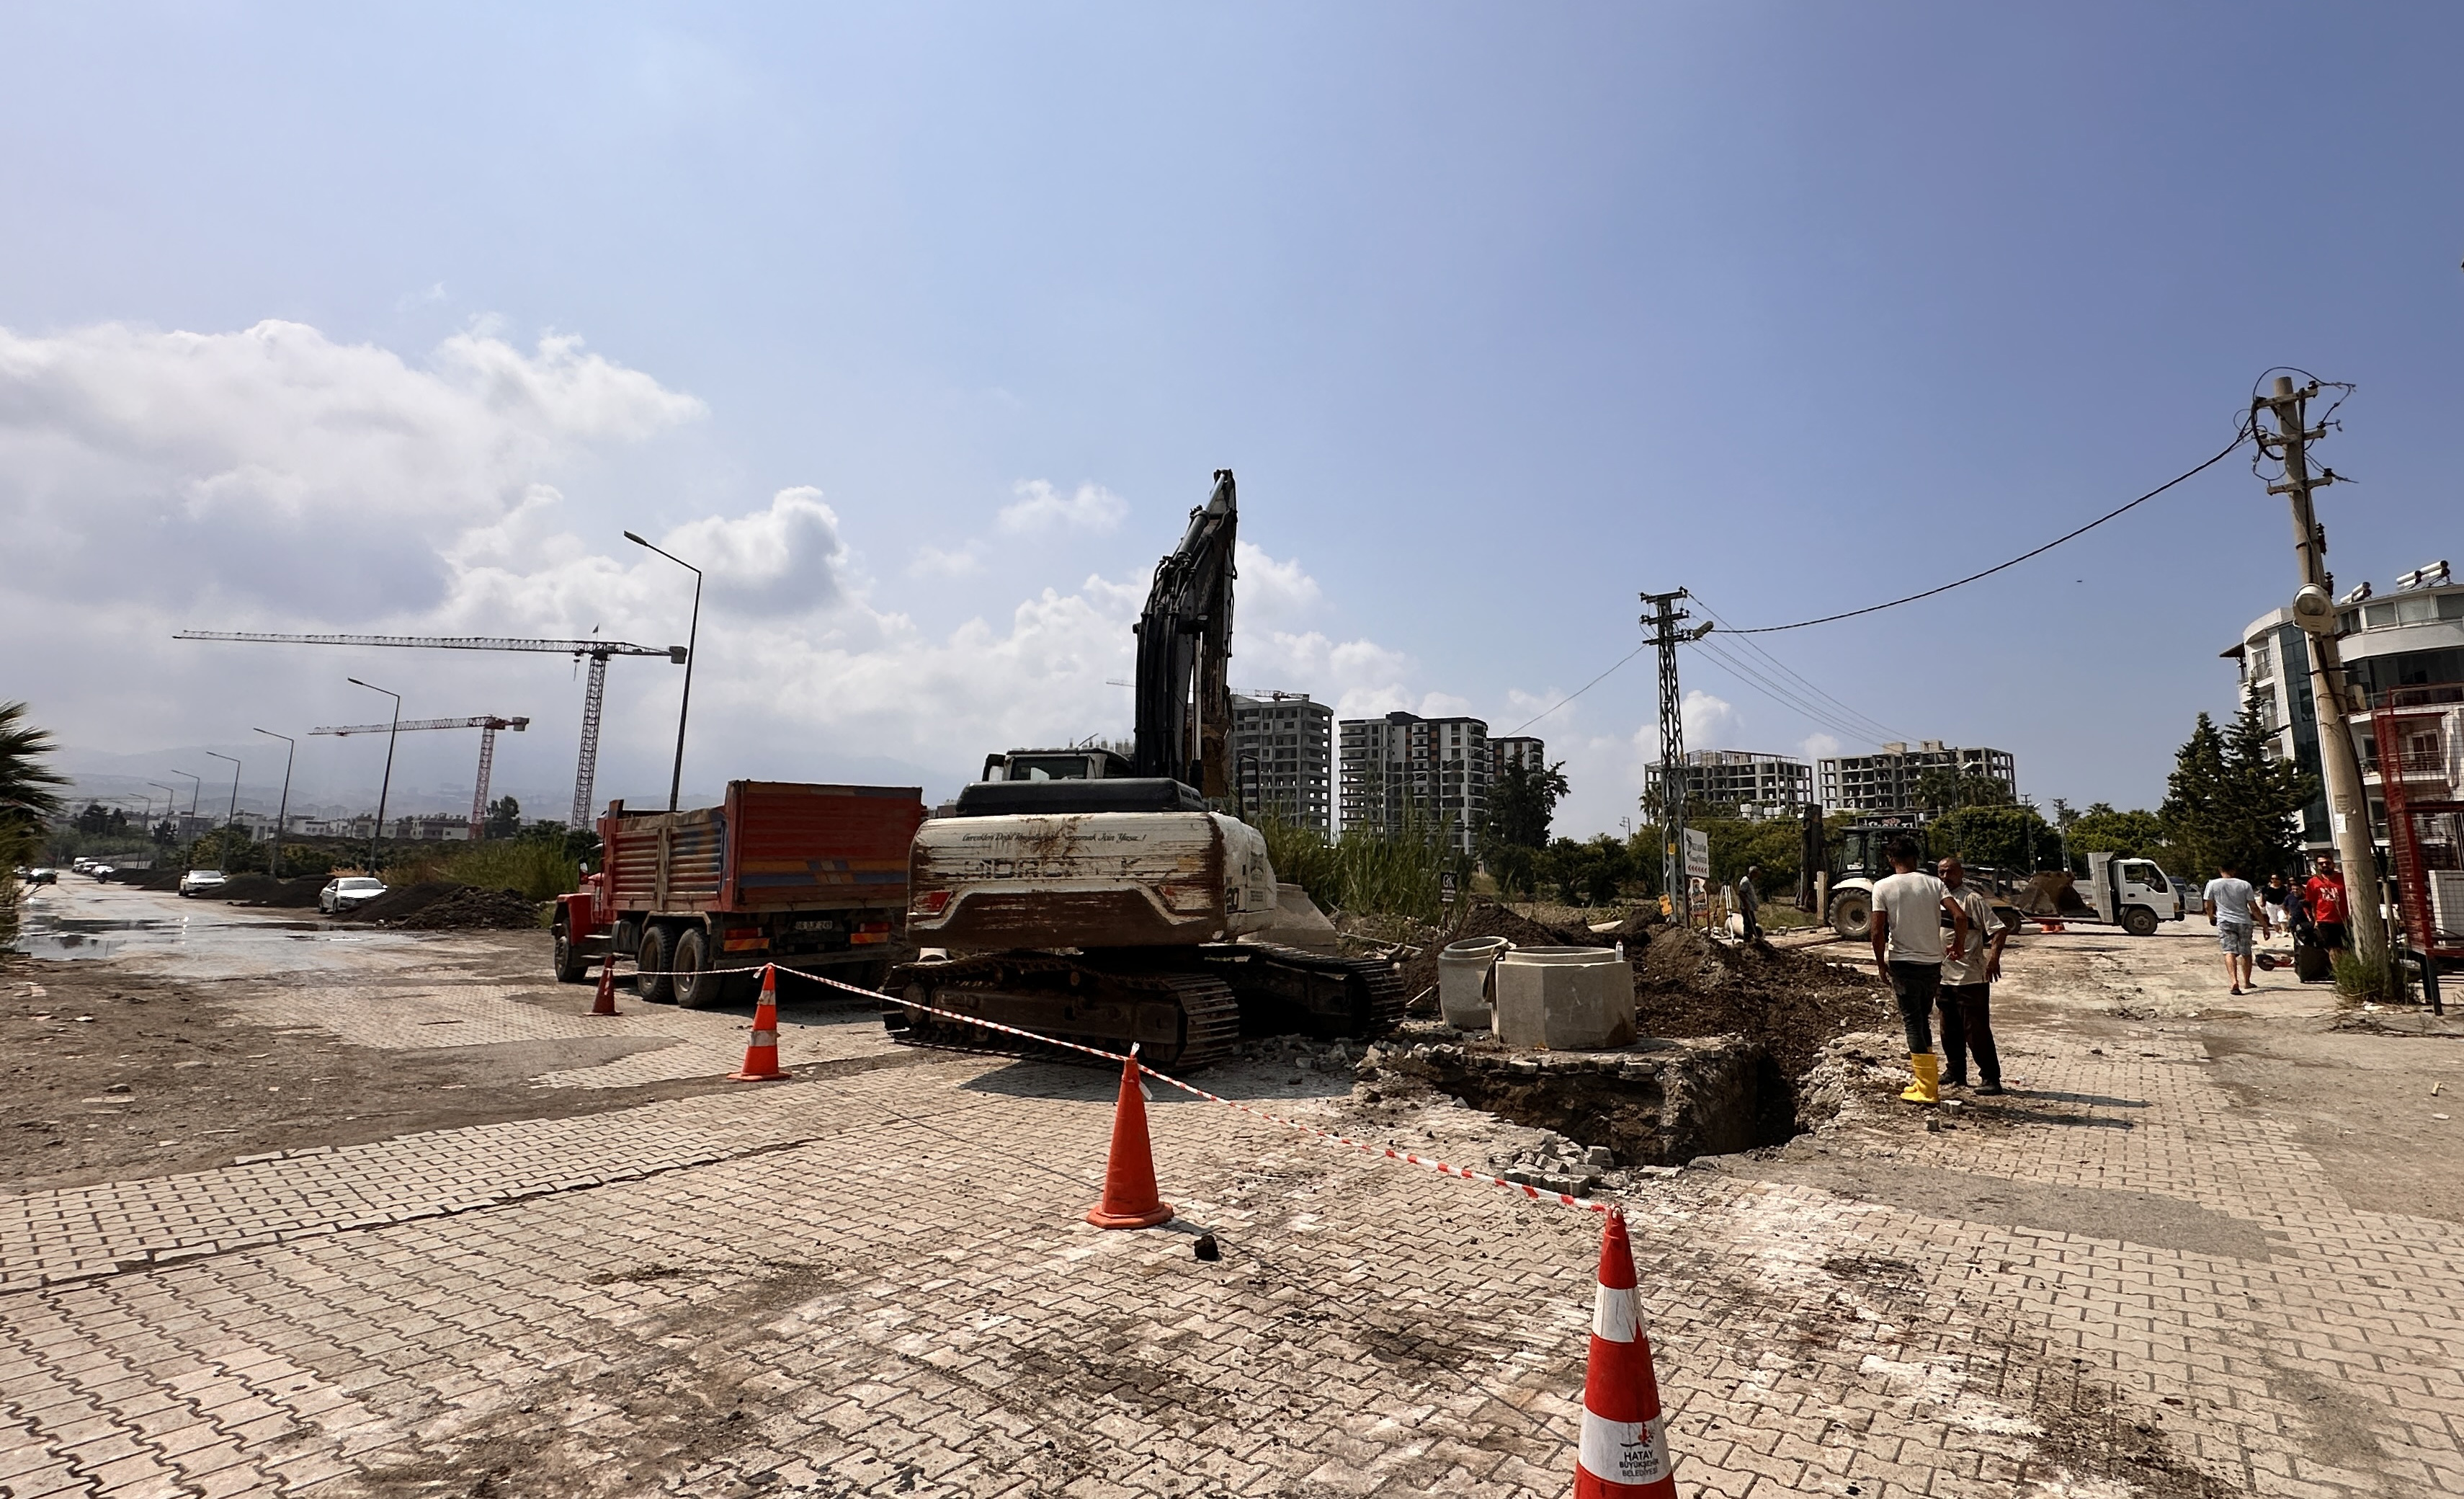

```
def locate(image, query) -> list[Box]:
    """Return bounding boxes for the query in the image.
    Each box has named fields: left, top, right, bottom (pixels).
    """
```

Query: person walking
left=1936, top=855, right=2009, bottom=1095
left=1869, top=835, right=1969, bottom=1106
left=2304, top=855, right=2350, bottom=954
left=2262, top=872, right=2293, bottom=931
left=1738, top=864, right=1763, bottom=943
left=2203, top=859, right=2270, bottom=995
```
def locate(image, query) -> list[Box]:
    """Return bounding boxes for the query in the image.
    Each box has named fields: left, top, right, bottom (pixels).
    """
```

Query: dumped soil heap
left=210, top=874, right=323, bottom=908
left=1394, top=901, right=1602, bottom=997
left=339, top=880, right=539, bottom=930
left=1629, top=925, right=1889, bottom=1081
left=398, top=885, right=541, bottom=931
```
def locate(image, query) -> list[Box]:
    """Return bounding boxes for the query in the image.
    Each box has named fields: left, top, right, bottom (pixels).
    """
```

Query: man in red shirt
left=2304, top=855, right=2349, bottom=952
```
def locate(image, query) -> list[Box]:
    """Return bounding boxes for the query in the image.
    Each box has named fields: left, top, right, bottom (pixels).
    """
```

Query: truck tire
left=1829, top=890, right=1872, bottom=941
left=674, top=928, right=731, bottom=1010
left=638, top=925, right=677, bottom=1004
left=2122, top=905, right=2159, bottom=938
left=551, top=910, right=591, bottom=984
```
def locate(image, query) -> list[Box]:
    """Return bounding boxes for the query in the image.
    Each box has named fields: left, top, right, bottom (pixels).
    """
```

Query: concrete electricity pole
left=2254, top=376, right=2388, bottom=969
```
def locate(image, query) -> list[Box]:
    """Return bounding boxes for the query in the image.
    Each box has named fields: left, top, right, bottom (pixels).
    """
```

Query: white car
left=71, top=858, right=95, bottom=873
left=178, top=868, right=228, bottom=897
left=320, top=876, right=388, bottom=915
left=89, top=865, right=115, bottom=880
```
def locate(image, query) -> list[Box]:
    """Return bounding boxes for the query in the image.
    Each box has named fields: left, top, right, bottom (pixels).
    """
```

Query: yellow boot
left=1899, top=1051, right=1940, bottom=1106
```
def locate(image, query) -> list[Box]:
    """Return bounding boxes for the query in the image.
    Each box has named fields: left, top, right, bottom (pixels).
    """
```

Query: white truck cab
left=2079, top=851, right=2182, bottom=935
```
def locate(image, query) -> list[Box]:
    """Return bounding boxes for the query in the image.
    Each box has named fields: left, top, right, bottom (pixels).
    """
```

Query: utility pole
left=253, top=729, right=295, bottom=878
left=1641, top=590, right=1708, bottom=925
left=2254, top=376, right=2388, bottom=971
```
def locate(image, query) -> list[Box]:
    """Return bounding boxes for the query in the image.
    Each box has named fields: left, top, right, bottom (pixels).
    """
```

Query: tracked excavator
left=883, top=470, right=1403, bottom=1068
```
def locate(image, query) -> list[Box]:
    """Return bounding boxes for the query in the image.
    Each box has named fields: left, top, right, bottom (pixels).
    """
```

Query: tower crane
left=311, top=716, right=531, bottom=840
left=174, top=632, right=684, bottom=827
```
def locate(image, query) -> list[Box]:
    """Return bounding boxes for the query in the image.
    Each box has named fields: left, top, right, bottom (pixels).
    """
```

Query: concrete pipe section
left=1437, top=935, right=1510, bottom=1029
left=1494, top=945, right=1636, bottom=1050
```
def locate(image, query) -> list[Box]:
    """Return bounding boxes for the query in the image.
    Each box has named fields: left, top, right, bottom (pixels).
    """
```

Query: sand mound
left=398, top=886, right=541, bottom=931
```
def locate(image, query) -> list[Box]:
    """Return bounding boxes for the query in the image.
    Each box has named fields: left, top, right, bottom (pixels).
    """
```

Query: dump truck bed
left=601, top=780, right=923, bottom=918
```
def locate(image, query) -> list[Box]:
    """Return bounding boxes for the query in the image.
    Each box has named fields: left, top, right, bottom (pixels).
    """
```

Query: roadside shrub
left=1249, top=811, right=1470, bottom=925
left=385, top=838, right=584, bottom=903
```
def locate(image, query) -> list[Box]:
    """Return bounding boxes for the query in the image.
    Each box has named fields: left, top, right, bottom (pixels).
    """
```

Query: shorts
left=2217, top=921, right=2253, bottom=958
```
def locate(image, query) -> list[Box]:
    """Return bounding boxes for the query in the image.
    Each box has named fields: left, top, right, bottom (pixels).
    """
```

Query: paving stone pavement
left=215, top=982, right=899, bottom=1089
left=4, top=966, right=2462, bottom=1495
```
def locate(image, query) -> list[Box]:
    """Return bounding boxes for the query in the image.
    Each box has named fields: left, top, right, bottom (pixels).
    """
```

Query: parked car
left=178, top=868, right=228, bottom=897
left=21, top=867, right=58, bottom=885
left=320, top=876, right=388, bottom=915
left=89, top=865, right=115, bottom=881
left=71, top=858, right=95, bottom=873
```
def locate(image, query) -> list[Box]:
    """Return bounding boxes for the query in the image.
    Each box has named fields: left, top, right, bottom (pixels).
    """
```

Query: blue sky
left=4, top=4, right=2459, bottom=835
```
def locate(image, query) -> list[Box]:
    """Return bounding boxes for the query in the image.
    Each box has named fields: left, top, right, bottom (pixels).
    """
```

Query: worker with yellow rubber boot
left=1867, top=834, right=1970, bottom=1106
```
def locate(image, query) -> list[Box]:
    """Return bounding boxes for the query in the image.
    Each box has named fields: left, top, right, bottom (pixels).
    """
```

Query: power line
left=1688, top=634, right=1891, bottom=747
left=1505, top=641, right=1650, bottom=734
left=1721, top=425, right=2252, bottom=634
left=1687, top=595, right=1908, bottom=744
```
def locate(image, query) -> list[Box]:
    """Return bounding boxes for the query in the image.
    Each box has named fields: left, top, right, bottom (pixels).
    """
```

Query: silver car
left=177, top=868, right=227, bottom=897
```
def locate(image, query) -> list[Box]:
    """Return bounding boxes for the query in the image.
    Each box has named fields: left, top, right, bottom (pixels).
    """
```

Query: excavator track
left=883, top=955, right=1243, bottom=1072
left=1197, top=941, right=1408, bottom=1040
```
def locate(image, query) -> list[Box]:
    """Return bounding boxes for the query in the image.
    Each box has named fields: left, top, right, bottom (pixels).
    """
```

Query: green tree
left=2161, top=706, right=2315, bottom=881
left=1483, top=760, right=1568, bottom=851
left=1930, top=804, right=2054, bottom=871
left=0, top=702, right=68, bottom=824
left=2067, top=803, right=2170, bottom=870
left=1539, top=835, right=1633, bottom=907
left=1916, top=765, right=2014, bottom=813
left=484, top=795, right=523, bottom=841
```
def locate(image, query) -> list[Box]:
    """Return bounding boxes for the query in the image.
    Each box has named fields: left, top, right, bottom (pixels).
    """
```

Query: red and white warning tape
left=734, top=964, right=1617, bottom=1216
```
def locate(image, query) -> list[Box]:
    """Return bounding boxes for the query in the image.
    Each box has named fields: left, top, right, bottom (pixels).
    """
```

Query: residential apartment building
left=1654, top=750, right=1811, bottom=821
left=2226, top=560, right=2464, bottom=853
left=1339, top=711, right=1490, bottom=854
left=1816, top=741, right=2017, bottom=817
left=1231, top=692, right=1334, bottom=835
left=1491, top=735, right=1547, bottom=778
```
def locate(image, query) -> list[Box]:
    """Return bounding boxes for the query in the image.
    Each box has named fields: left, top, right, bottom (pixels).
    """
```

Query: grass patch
left=385, top=838, right=584, bottom=903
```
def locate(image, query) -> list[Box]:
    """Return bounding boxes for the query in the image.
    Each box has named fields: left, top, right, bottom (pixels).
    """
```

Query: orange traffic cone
left=728, top=966, right=789, bottom=1082
left=591, top=949, right=619, bottom=1016
left=1574, top=1210, right=1677, bottom=1498
left=1084, top=1047, right=1174, bottom=1229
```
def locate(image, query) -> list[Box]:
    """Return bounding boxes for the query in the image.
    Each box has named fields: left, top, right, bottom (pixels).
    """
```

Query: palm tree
left=0, top=700, right=69, bottom=824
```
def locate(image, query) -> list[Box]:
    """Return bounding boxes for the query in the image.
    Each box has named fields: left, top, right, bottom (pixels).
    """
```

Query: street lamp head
left=623, top=530, right=648, bottom=546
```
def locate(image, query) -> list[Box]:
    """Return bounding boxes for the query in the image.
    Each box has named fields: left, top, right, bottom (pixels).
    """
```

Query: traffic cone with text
left=1085, top=1046, right=1174, bottom=1229
left=728, top=966, right=789, bottom=1082
left=591, top=949, right=619, bottom=1016
left=1574, top=1210, right=1677, bottom=1498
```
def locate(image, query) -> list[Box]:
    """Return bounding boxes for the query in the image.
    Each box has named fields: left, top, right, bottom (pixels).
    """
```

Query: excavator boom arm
left=1131, top=471, right=1238, bottom=794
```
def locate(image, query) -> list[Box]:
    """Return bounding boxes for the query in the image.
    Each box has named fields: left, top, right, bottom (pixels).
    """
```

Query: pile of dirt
left=336, top=879, right=459, bottom=923
left=211, top=874, right=323, bottom=908
left=398, top=885, right=543, bottom=931
left=1395, top=901, right=1609, bottom=997
left=107, top=868, right=184, bottom=891
left=1628, top=925, right=1888, bottom=1080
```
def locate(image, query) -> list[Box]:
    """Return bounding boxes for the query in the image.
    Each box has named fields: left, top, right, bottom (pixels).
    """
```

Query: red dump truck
left=551, top=780, right=925, bottom=1008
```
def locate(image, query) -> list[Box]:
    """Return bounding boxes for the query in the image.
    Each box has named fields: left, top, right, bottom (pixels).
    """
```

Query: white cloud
left=1681, top=689, right=1738, bottom=749
left=1234, top=541, right=1321, bottom=626
left=1, top=317, right=1476, bottom=816
left=907, top=543, right=984, bottom=579
left=0, top=318, right=705, bottom=619
left=1798, top=732, right=1842, bottom=762
left=998, top=479, right=1127, bottom=535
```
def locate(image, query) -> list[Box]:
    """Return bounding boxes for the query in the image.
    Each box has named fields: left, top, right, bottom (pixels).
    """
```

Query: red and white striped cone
left=728, top=966, right=789, bottom=1082
left=591, top=948, right=619, bottom=1016
left=1574, top=1209, right=1677, bottom=1498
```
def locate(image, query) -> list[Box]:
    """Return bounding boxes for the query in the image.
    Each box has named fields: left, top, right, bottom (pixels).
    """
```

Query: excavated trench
left=1375, top=914, right=1893, bottom=1173
left=1383, top=1031, right=1802, bottom=1168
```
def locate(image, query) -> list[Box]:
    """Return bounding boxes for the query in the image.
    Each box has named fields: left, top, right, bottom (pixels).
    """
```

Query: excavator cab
left=981, top=748, right=1136, bottom=782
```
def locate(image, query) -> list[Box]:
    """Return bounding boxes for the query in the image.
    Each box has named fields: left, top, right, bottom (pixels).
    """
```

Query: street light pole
left=146, top=783, right=178, bottom=842
left=624, top=530, right=702, bottom=813
left=204, top=751, right=241, bottom=870
left=169, top=770, right=201, bottom=816
left=348, top=677, right=403, bottom=876
left=254, top=729, right=295, bottom=879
